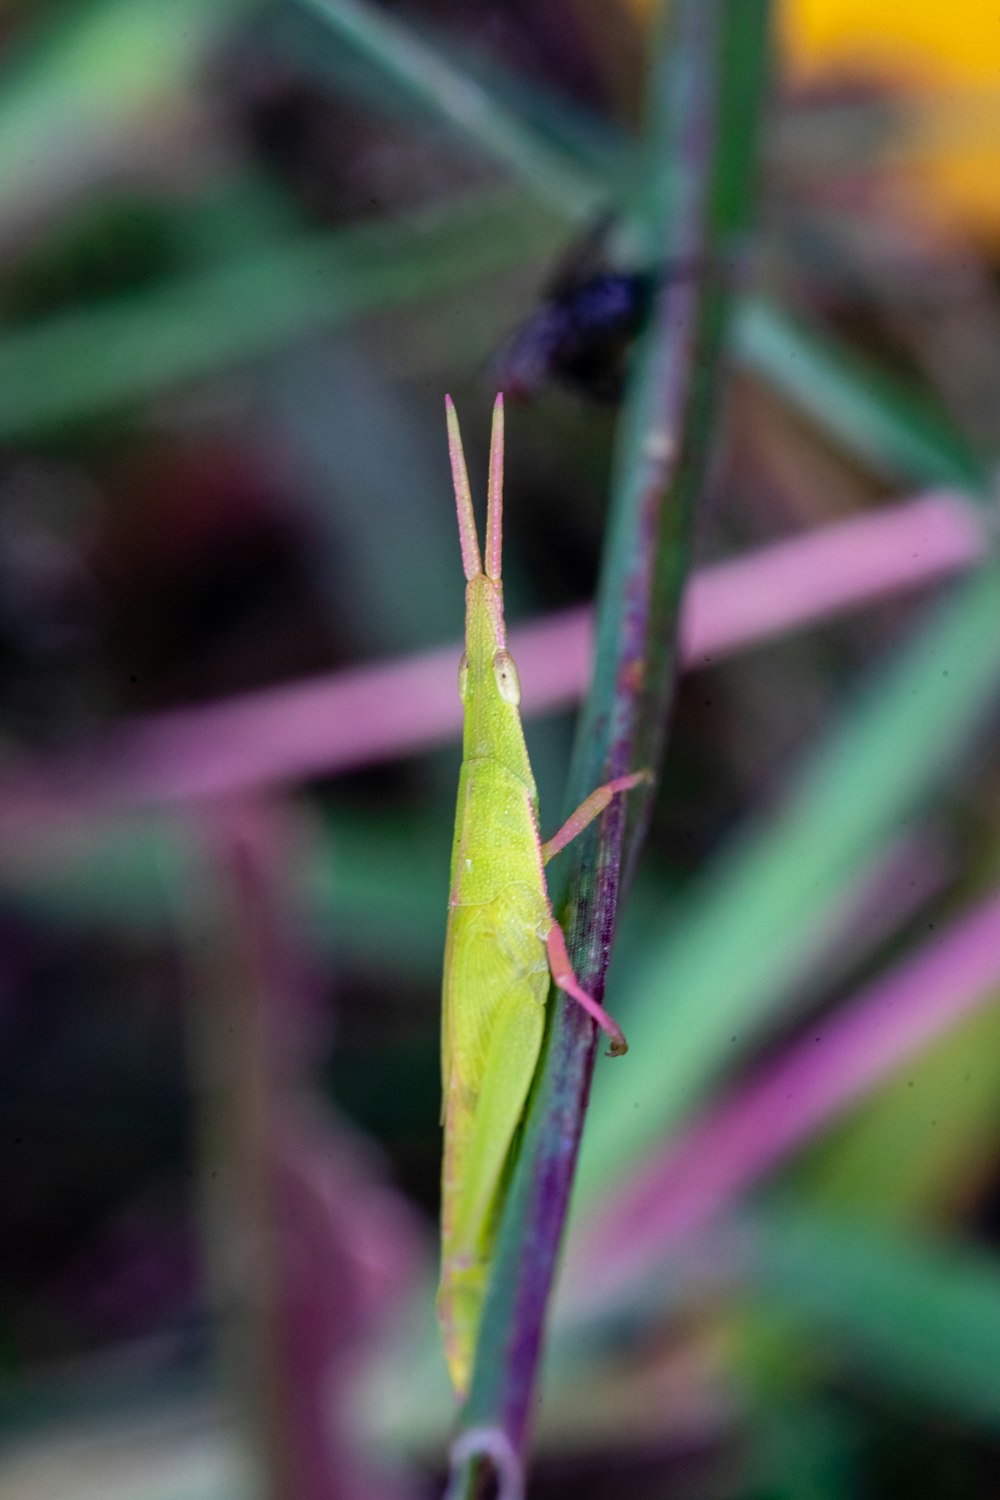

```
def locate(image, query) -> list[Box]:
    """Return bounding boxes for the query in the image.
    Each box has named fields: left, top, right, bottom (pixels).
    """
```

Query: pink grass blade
left=565, top=885, right=1000, bottom=1310
left=0, top=489, right=983, bottom=851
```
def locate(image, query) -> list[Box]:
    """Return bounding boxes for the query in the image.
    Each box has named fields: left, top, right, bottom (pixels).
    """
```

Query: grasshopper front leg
left=540, top=768, right=650, bottom=1055
left=541, top=769, right=651, bottom=864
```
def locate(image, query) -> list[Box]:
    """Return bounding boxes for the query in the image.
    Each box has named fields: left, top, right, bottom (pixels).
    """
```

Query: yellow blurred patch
left=779, top=0, right=1000, bottom=88
left=780, top=0, right=1000, bottom=246
left=623, top=1, right=1000, bottom=245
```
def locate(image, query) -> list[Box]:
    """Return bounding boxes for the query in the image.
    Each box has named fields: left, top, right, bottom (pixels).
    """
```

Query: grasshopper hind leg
left=545, top=920, right=628, bottom=1056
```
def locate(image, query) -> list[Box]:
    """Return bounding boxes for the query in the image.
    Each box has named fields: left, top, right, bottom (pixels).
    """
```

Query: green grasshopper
left=439, top=393, right=644, bottom=1394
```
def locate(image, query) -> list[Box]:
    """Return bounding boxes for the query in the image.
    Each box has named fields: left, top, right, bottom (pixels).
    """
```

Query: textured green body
left=439, top=567, right=556, bottom=1392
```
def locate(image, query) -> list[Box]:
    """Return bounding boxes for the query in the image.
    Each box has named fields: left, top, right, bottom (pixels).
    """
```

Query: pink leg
left=546, top=921, right=628, bottom=1057
left=541, top=770, right=651, bottom=865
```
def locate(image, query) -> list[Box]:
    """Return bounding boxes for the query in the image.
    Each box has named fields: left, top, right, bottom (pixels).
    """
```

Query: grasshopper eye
left=492, top=650, right=521, bottom=706
left=458, top=652, right=469, bottom=702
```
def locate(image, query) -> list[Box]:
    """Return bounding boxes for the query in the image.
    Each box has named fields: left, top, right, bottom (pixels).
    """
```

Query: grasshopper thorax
left=447, top=394, right=532, bottom=779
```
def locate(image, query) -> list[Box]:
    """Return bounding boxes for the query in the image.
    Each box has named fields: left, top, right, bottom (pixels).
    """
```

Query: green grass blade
left=294, top=0, right=985, bottom=496
left=798, top=996, right=1000, bottom=1226
left=576, top=556, right=1000, bottom=1204
left=0, top=0, right=256, bottom=222
left=1, top=0, right=981, bottom=508
left=0, top=810, right=447, bottom=980
left=734, top=297, right=992, bottom=495
left=293, top=0, right=602, bottom=219
left=743, top=1204, right=1000, bottom=1427
left=0, top=189, right=560, bottom=439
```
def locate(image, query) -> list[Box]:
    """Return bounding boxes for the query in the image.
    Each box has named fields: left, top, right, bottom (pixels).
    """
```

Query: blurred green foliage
left=0, top=2, right=998, bottom=1498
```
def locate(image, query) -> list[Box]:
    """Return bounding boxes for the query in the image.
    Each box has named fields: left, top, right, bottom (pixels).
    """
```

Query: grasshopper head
left=446, top=394, right=530, bottom=771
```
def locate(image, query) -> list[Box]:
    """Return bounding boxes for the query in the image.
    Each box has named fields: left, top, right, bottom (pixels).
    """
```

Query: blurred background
left=1, top=1, right=1000, bottom=1497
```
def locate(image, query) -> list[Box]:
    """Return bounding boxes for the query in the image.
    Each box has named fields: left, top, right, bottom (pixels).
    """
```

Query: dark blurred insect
left=492, top=218, right=662, bottom=402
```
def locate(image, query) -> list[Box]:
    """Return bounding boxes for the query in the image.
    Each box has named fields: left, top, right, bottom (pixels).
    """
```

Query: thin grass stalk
left=179, top=805, right=292, bottom=1500
left=295, top=0, right=602, bottom=218
left=445, top=3, right=772, bottom=1493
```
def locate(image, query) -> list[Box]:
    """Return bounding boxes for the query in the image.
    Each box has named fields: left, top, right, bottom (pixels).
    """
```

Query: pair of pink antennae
left=446, top=393, right=504, bottom=584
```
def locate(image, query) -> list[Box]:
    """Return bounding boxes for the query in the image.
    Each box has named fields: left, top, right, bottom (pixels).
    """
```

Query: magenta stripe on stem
left=565, top=885, right=1000, bottom=1308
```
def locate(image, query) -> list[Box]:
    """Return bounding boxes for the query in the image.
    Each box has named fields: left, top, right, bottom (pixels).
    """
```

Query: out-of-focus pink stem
left=0, top=489, right=983, bottom=835
left=194, top=803, right=419, bottom=1500
left=565, top=885, right=1000, bottom=1309
left=680, top=489, right=984, bottom=665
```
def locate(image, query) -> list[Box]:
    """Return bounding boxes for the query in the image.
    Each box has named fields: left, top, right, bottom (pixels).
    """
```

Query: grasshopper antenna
left=485, top=393, right=504, bottom=582
left=446, top=395, right=482, bottom=581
